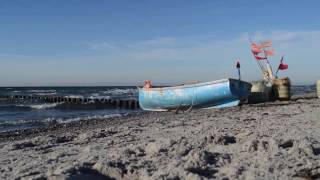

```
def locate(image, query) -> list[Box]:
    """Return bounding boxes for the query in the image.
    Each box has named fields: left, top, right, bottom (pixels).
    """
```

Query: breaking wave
left=29, top=103, right=63, bottom=110
left=0, top=103, right=63, bottom=111
left=27, top=89, right=57, bottom=93
left=0, top=113, right=129, bottom=132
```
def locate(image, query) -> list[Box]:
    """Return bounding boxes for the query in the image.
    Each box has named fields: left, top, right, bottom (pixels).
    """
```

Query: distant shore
left=1, top=93, right=320, bottom=179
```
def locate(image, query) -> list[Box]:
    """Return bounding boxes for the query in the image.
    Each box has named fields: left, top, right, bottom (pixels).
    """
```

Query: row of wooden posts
left=0, top=95, right=139, bottom=109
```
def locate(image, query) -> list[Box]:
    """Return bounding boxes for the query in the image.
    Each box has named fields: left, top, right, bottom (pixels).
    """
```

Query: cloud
left=125, top=37, right=176, bottom=48
left=129, top=48, right=179, bottom=61
left=89, top=42, right=116, bottom=50
left=86, top=30, right=320, bottom=84
left=89, top=37, right=176, bottom=51
left=244, top=30, right=320, bottom=45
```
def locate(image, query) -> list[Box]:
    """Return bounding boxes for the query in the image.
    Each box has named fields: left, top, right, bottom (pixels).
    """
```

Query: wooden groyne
left=0, top=95, right=139, bottom=109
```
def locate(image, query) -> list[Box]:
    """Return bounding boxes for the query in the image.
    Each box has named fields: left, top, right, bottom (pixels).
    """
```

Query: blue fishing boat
left=138, top=78, right=252, bottom=111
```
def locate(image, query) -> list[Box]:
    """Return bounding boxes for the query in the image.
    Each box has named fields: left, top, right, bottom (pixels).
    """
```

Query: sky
left=1, top=0, right=320, bottom=86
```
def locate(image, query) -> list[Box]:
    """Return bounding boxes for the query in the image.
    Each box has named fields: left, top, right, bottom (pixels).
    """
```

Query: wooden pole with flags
left=276, top=56, right=288, bottom=77
left=236, top=60, right=241, bottom=80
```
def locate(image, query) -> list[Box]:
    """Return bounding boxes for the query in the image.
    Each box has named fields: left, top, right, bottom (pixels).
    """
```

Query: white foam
left=102, top=88, right=137, bottom=95
left=57, top=114, right=123, bottom=123
left=0, top=114, right=122, bottom=126
left=34, top=92, right=57, bottom=96
left=29, top=103, right=62, bottom=110
left=87, top=95, right=111, bottom=99
left=64, top=95, right=84, bottom=99
left=27, top=89, right=57, bottom=93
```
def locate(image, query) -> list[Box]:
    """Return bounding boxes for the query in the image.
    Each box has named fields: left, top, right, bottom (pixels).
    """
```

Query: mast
left=250, top=40, right=275, bottom=84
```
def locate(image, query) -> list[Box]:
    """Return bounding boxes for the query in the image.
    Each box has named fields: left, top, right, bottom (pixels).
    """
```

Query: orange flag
left=260, top=41, right=272, bottom=48
left=264, top=49, right=275, bottom=56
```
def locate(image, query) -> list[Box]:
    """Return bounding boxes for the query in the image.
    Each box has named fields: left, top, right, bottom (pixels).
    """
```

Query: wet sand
left=0, top=94, right=320, bottom=179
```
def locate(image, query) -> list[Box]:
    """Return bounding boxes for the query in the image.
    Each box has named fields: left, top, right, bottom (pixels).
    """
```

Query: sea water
left=0, top=86, right=140, bottom=132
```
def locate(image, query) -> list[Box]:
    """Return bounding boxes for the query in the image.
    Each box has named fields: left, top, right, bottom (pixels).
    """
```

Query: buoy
left=248, top=80, right=272, bottom=103
left=272, top=77, right=291, bottom=100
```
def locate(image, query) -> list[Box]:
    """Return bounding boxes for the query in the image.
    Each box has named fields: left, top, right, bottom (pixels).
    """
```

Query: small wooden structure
left=317, top=80, right=320, bottom=98
left=272, top=77, right=291, bottom=100
left=248, top=80, right=272, bottom=103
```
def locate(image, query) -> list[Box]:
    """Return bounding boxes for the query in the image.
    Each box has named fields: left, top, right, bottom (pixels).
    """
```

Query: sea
left=0, top=85, right=316, bottom=132
left=0, top=86, right=140, bottom=132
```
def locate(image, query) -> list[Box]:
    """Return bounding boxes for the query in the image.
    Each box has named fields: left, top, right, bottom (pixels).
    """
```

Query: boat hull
left=138, top=78, right=252, bottom=111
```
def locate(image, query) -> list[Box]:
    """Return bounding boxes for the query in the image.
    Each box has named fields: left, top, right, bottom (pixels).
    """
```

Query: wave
left=52, top=114, right=123, bottom=124
left=87, top=95, right=111, bottom=99
left=34, top=92, right=57, bottom=96
left=63, top=95, right=84, bottom=99
left=27, top=89, right=57, bottom=93
left=29, top=103, right=63, bottom=110
left=0, top=119, right=48, bottom=127
left=0, top=113, right=130, bottom=132
left=0, top=103, right=63, bottom=111
left=101, top=88, right=138, bottom=96
left=0, top=104, right=32, bottom=111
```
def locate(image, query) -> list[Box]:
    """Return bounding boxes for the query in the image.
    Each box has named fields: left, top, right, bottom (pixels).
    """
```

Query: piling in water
left=1, top=94, right=140, bottom=109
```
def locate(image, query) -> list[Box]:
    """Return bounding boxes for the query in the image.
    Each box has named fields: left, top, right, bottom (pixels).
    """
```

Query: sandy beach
left=0, top=94, right=320, bottom=180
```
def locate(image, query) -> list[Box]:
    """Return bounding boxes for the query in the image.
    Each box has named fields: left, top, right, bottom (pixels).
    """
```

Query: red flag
left=278, top=57, right=288, bottom=70
left=251, top=43, right=263, bottom=54
left=254, top=55, right=267, bottom=60
left=236, top=61, right=240, bottom=68
left=279, top=63, right=288, bottom=70
left=251, top=43, right=261, bottom=49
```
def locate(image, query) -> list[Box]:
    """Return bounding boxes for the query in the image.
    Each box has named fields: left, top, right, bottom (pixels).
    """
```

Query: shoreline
left=1, top=93, right=320, bottom=179
left=0, top=93, right=316, bottom=141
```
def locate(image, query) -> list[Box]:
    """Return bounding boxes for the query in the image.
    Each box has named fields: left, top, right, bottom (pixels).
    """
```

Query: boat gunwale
left=139, top=78, right=251, bottom=92
left=139, top=78, right=232, bottom=91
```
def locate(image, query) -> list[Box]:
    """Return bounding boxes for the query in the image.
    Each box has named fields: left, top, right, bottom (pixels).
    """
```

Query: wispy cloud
left=83, top=30, right=320, bottom=84
left=124, top=37, right=176, bottom=48
left=129, top=48, right=179, bottom=60
left=244, top=30, right=320, bottom=45
left=87, top=31, right=320, bottom=64
left=89, top=42, right=116, bottom=50
left=88, top=37, right=176, bottom=51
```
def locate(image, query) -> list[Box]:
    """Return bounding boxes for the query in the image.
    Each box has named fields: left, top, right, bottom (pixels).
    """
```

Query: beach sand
left=0, top=94, right=320, bottom=179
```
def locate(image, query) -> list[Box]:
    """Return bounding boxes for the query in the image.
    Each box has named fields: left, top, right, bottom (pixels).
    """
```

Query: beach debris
left=93, top=160, right=128, bottom=179
left=12, top=141, right=36, bottom=150
left=278, top=139, right=294, bottom=149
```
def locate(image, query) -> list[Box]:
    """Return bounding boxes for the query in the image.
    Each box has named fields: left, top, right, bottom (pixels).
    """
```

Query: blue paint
left=138, top=78, right=252, bottom=111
